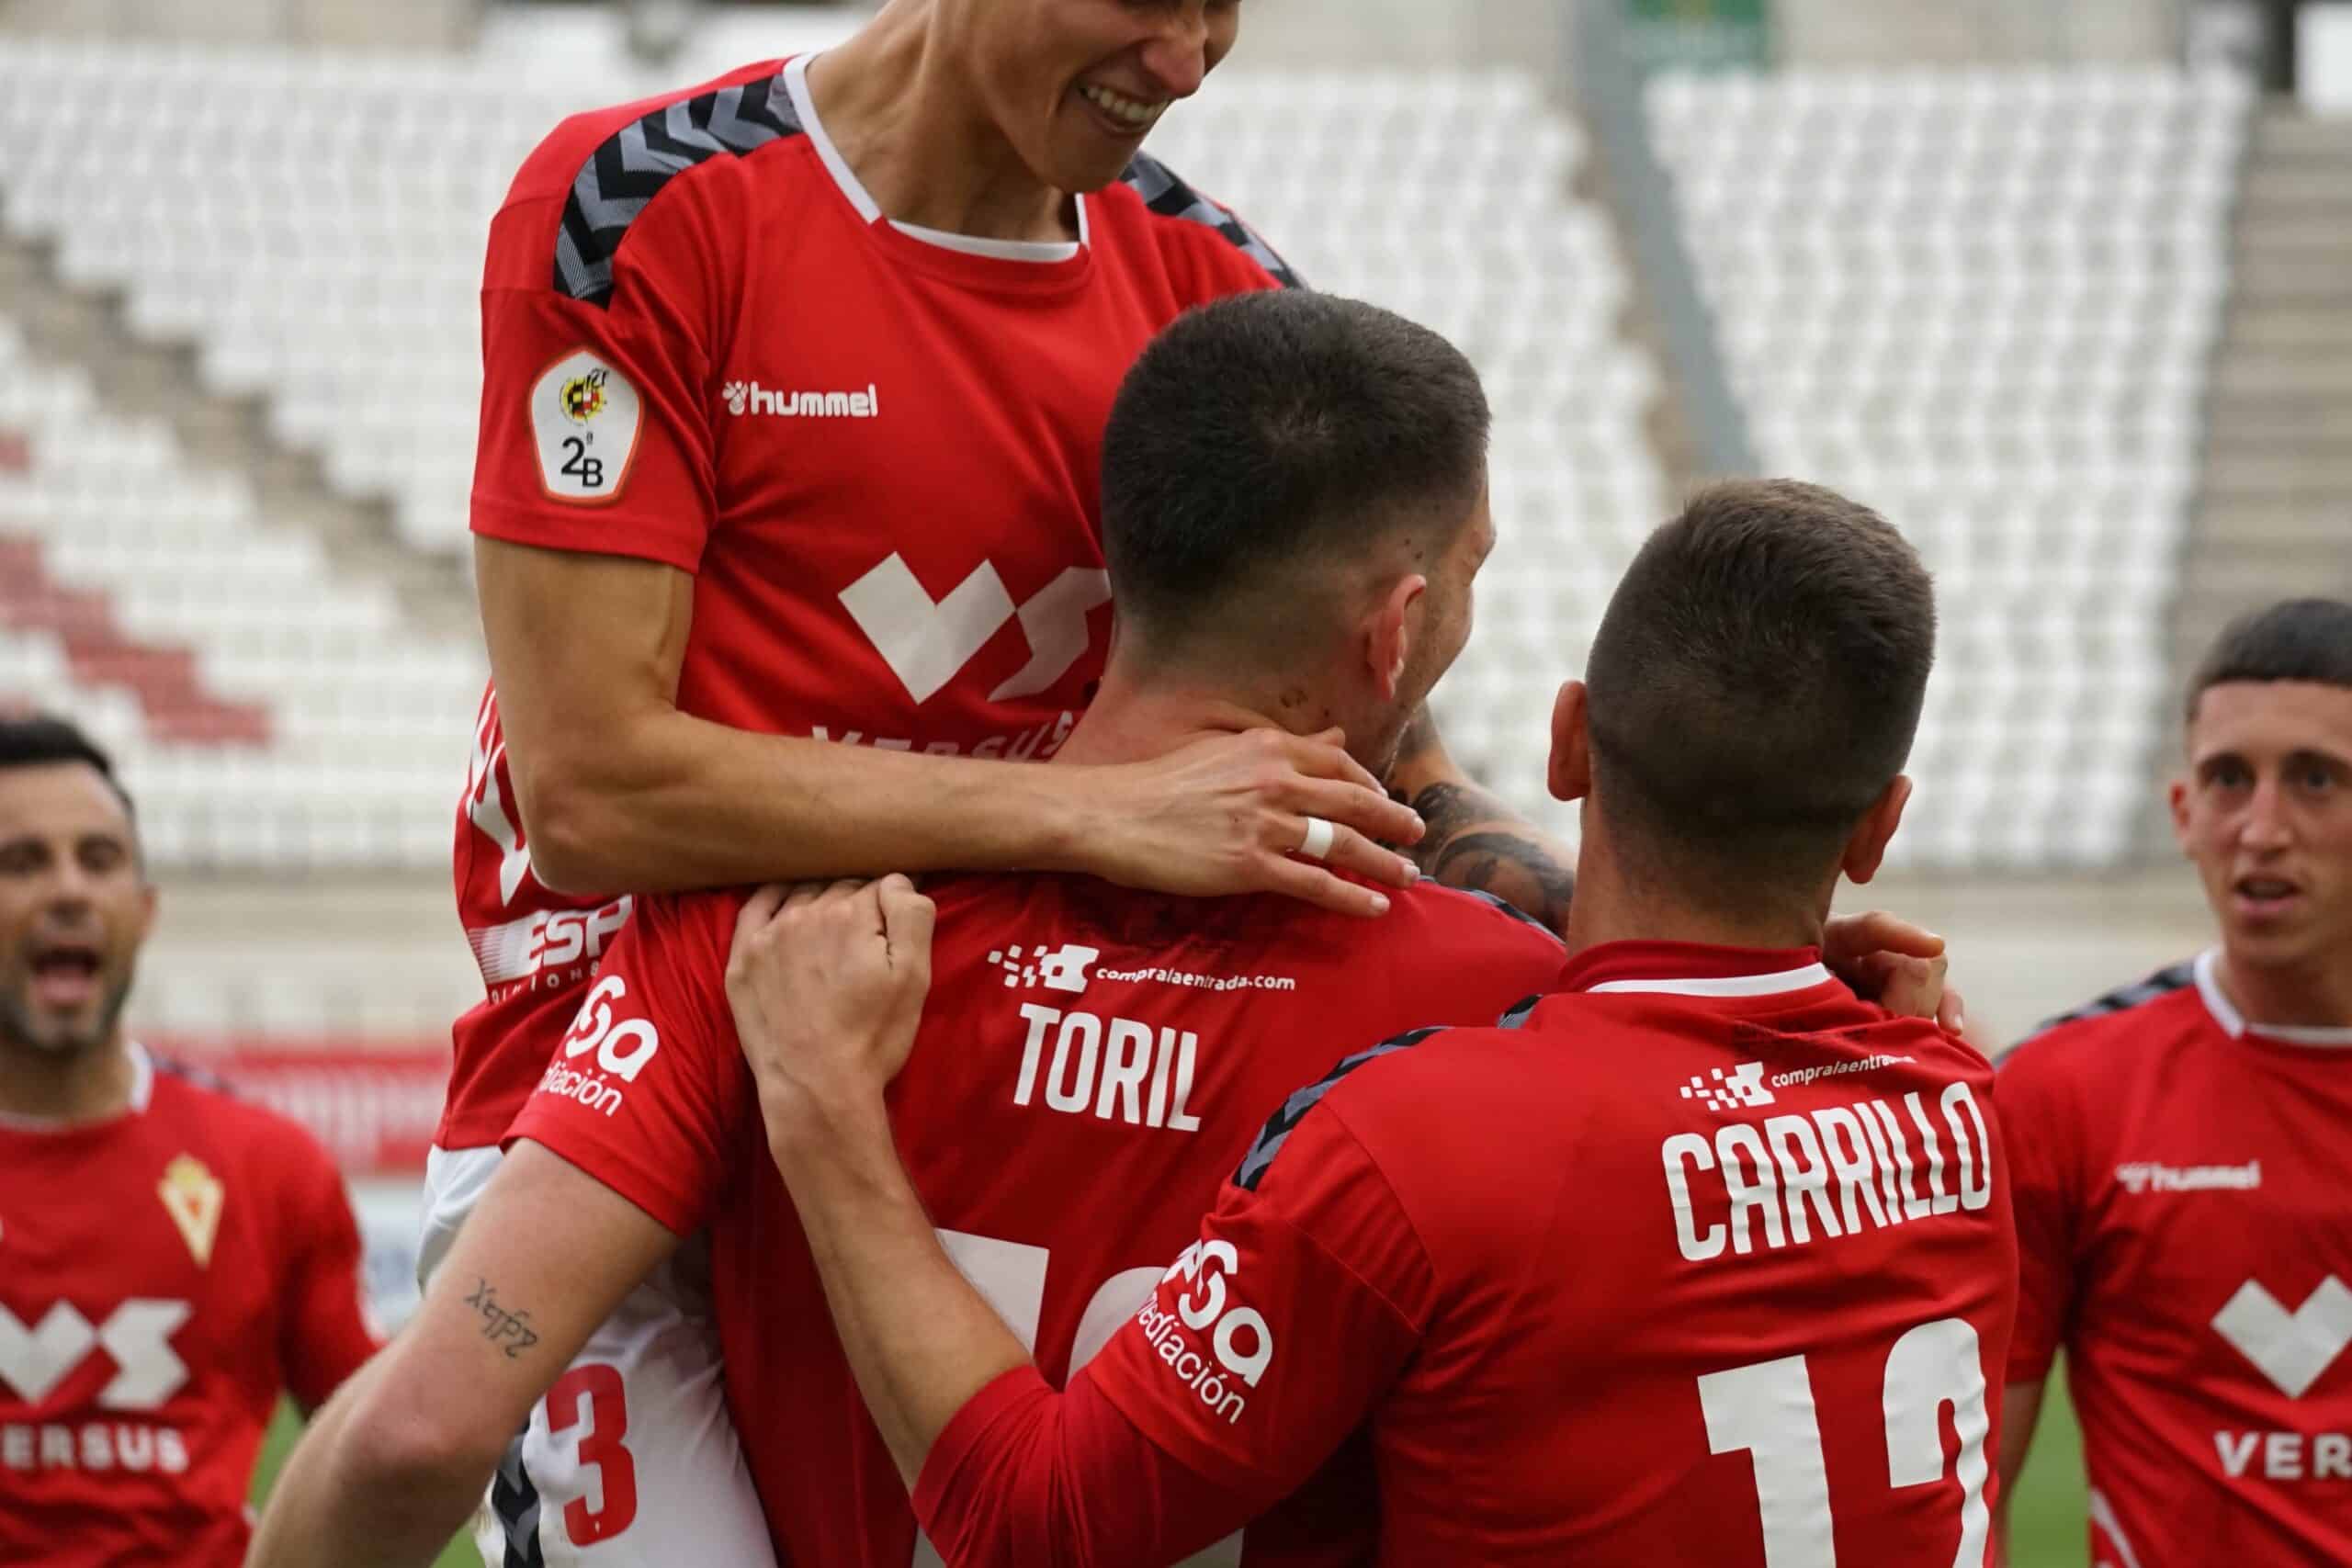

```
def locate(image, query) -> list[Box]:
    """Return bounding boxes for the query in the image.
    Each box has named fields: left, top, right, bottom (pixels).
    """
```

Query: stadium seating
left=0, top=312, right=484, bottom=868
left=0, top=39, right=1660, bottom=858
left=1648, top=66, right=2250, bottom=867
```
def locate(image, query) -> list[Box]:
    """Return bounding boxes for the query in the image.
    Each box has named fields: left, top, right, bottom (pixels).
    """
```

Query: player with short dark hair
left=0, top=715, right=378, bottom=1568
left=726, top=478, right=2015, bottom=1565
left=257, top=288, right=1567, bottom=1568
left=1996, top=597, right=2352, bottom=1565
left=424, top=4, right=1562, bottom=1552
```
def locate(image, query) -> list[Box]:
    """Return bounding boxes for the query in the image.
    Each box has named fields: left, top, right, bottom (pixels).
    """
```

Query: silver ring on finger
left=1296, top=816, right=1337, bottom=862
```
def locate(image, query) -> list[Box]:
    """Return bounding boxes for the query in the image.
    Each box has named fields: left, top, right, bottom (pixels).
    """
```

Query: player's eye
left=0, top=840, right=45, bottom=876
left=77, top=839, right=128, bottom=874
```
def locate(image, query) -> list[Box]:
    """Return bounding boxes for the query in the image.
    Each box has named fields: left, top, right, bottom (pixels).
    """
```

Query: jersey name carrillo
left=1664, top=1081, right=1996, bottom=1263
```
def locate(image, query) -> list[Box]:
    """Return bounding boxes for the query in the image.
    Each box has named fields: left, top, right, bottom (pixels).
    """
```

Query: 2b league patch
left=530, top=349, right=643, bottom=502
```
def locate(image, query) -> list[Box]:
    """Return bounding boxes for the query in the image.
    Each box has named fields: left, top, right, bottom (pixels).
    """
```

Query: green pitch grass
left=251, top=1371, right=2093, bottom=1568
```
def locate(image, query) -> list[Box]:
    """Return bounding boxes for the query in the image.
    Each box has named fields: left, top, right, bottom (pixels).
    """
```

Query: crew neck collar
left=2195, top=948, right=2352, bottom=1048
left=785, top=54, right=1087, bottom=264
left=1562, top=942, right=1835, bottom=999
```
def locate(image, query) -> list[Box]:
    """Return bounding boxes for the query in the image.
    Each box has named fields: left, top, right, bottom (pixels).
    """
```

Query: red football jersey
left=917, top=942, right=2015, bottom=1566
left=0, top=1049, right=378, bottom=1568
left=508, top=872, right=1566, bottom=1564
left=446, top=55, right=1295, bottom=1148
left=2001, top=949, right=2352, bottom=1565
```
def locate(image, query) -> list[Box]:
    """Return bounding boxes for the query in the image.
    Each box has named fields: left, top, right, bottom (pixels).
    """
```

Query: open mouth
left=2232, top=874, right=2305, bottom=919
left=28, top=942, right=103, bottom=1010
left=1076, top=82, right=1168, bottom=135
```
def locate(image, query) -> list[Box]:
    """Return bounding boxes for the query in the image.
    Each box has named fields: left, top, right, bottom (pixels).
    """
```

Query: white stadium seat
left=1647, top=66, right=2247, bottom=869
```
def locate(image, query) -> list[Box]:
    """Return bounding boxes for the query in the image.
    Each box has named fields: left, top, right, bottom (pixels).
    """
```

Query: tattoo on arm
left=1399, top=780, right=1577, bottom=934
left=463, top=1277, right=543, bottom=1359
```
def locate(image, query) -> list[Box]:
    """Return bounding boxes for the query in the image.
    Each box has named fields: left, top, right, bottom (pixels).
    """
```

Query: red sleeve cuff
left=470, top=492, right=706, bottom=576
left=504, top=1123, right=704, bottom=1239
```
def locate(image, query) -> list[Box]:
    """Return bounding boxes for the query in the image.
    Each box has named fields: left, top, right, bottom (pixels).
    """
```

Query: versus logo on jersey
left=840, top=555, right=1112, bottom=706
left=529, top=349, right=642, bottom=503
left=0, top=1301, right=191, bottom=1408
left=2212, top=1276, right=2352, bottom=1399
left=1136, top=1239, right=1275, bottom=1426
left=1683, top=1061, right=1775, bottom=1113
left=990, top=942, right=1099, bottom=995
left=2210, top=1276, right=2352, bottom=1482
left=0, top=1301, right=196, bottom=1477
left=537, top=974, right=661, bottom=1117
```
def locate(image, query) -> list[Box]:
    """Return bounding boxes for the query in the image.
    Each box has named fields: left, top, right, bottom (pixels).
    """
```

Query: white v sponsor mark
left=2211, top=1276, right=2352, bottom=1398
left=0, top=1303, right=96, bottom=1405
left=840, top=554, right=1016, bottom=706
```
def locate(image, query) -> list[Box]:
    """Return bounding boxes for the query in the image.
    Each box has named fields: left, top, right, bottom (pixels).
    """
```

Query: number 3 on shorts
left=548, top=1363, right=642, bottom=1544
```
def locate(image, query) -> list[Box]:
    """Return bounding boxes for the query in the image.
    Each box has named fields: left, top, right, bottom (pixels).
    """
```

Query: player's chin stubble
left=0, top=974, right=134, bottom=1058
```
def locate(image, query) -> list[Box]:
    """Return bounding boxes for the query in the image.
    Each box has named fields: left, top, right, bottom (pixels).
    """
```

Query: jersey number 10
left=1699, top=1316, right=1992, bottom=1566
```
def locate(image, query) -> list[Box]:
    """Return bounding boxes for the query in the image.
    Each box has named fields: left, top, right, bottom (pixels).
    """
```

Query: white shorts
left=420, top=1145, right=776, bottom=1568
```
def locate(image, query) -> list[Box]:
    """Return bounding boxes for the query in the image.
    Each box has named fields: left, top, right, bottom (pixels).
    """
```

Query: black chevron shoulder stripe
left=1118, top=152, right=1304, bottom=289
left=2017, top=958, right=2199, bottom=1048
left=1234, top=1027, right=1443, bottom=1192
left=555, top=73, right=803, bottom=308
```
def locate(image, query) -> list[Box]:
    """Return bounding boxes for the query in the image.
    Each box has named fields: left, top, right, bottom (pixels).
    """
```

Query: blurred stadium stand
left=9, top=0, right=2335, bottom=1083
left=1650, top=65, right=2248, bottom=869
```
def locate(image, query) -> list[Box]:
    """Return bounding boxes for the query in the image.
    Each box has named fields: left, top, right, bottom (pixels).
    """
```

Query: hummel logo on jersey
left=722, top=380, right=880, bottom=419
left=2116, top=1158, right=2262, bottom=1195
left=989, top=942, right=1100, bottom=995
left=1682, top=1061, right=1775, bottom=1113
left=2211, top=1277, right=2352, bottom=1398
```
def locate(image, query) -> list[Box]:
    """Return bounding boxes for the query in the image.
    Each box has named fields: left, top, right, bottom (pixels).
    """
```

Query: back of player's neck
left=2217, top=948, right=2352, bottom=1031
left=811, top=28, right=1073, bottom=243
left=0, top=1036, right=137, bottom=1126
left=1051, top=677, right=1301, bottom=770
left=1564, top=851, right=1826, bottom=962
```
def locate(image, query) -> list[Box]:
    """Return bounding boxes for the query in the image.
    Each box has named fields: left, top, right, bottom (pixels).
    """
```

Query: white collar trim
left=2195, top=949, right=2352, bottom=1047
left=0, top=1041, right=153, bottom=1130
left=785, top=55, right=1086, bottom=262
left=1588, top=963, right=1835, bottom=998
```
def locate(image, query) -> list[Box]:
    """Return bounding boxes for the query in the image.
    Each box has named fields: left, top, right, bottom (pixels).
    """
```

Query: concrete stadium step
left=2222, top=308, right=2352, bottom=354
left=2197, top=455, right=2352, bottom=498
left=2253, top=111, right=2352, bottom=160
left=2207, top=359, right=2352, bottom=400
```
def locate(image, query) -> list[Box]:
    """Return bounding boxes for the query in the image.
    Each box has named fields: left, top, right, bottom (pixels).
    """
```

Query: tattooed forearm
left=1401, top=780, right=1577, bottom=935
left=463, top=1277, right=542, bottom=1359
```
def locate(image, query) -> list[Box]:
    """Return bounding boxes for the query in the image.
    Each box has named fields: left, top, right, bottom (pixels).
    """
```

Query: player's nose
left=2236, top=777, right=2295, bottom=850
left=1135, top=10, right=1210, bottom=98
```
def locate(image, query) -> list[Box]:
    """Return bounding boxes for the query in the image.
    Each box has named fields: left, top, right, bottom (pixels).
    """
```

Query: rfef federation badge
left=531, top=349, right=643, bottom=502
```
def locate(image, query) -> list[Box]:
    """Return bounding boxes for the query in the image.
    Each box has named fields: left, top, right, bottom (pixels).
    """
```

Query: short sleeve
left=469, top=186, right=721, bottom=572
left=505, top=891, right=752, bottom=1235
left=1996, top=1038, right=2083, bottom=1383
left=276, top=1131, right=380, bottom=1411
left=1080, top=1102, right=1427, bottom=1497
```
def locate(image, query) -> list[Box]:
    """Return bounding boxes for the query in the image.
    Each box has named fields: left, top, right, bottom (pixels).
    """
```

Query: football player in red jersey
left=728, top=479, right=2018, bottom=1566
left=428, top=3, right=1563, bottom=1557
left=261, top=288, right=1562, bottom=1568
left=0, top=716, right=378, bottom=1568
left=1995, top=598, right=2352, bottom=1567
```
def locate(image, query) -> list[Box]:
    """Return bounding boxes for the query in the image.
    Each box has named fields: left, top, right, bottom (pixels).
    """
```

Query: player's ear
left=1841, top=773, right=1912, bottom=885
left=1547, top=680, right=1592, bottom=803
left=2166, top=773, right=2195, bottom=854
left=1368, top=573, right=1426, bottom=701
